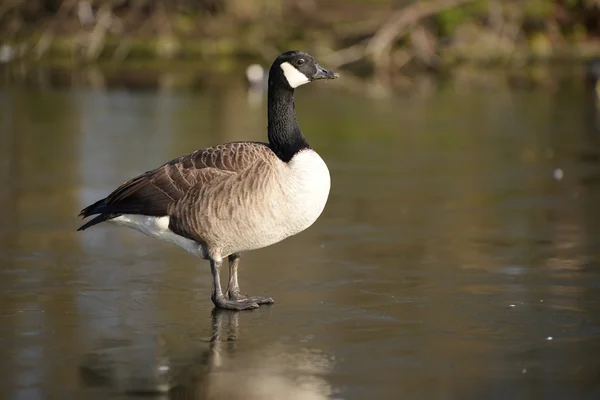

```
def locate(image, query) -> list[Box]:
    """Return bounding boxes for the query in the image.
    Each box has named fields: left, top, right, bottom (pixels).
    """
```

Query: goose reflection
left=175, top=309, right=336, bottom=399
left=79, top=309, right=335, bottom=399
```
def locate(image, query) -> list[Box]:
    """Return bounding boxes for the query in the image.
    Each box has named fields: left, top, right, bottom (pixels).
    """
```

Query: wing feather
left=78, top=142, right=271, bottom=231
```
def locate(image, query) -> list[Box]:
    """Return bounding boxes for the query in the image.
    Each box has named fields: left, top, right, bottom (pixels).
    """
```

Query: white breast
left=283, top=149, right=331, bottom=234
left=213, top=149, right=330, bottom=256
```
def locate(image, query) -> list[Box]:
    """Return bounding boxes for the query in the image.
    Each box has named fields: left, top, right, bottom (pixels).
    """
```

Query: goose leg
left=210, top=258, right=258, bottom=310
left=226, top=253, right=275, bottom=305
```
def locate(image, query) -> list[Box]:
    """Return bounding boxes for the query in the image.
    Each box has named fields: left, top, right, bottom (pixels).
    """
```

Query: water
left=1, top=66, right=600, bottom=399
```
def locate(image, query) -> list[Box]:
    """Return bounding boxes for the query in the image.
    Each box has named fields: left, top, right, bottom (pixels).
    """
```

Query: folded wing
left=78, top=142, right=270, bottom=231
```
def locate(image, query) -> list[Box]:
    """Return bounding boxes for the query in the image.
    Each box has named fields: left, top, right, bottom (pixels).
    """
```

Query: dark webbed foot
left=209, top=259, right=258, bottom=311
left=227, top=290, right=275, bottom=305
left=225, top=253, right=275, bottom=307
left=212, top=294, right=259, bottom=311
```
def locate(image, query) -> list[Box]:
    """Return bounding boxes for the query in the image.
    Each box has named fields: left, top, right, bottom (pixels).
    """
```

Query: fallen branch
left=323, top=0, right=476, bottom=69
left=322, top=42, right=367, bottom=68
left=366, top=0, right=477, bottom=65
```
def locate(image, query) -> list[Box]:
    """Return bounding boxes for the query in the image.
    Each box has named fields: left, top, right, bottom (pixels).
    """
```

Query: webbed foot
left=227, top=290, right=274, bottom=305
left=212, top=294, right=259, bottom=311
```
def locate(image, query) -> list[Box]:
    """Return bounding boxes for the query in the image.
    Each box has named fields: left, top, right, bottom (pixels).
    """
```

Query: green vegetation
left=2, top=0, right=600, bottom=73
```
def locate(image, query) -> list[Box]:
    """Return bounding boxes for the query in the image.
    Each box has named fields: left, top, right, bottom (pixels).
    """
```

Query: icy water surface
left=1, top=68, right=600, bottom=399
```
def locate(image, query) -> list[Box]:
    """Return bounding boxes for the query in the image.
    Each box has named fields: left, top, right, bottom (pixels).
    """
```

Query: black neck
left=267, top=83, right=310, bottom=162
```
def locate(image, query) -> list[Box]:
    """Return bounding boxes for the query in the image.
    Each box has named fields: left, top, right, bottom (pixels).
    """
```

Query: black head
left=269, top=50, right=338, bottom=90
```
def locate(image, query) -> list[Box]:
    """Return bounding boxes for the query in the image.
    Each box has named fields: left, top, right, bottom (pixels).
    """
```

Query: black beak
left=312, top=64, right=338, bottom=80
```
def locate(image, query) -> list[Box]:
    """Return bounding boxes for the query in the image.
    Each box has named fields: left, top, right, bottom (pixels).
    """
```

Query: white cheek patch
left=280, top=62, right=310, bottom=88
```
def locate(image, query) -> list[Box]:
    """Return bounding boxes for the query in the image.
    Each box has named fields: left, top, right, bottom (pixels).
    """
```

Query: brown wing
left=77, top=142, right=272, bottom=231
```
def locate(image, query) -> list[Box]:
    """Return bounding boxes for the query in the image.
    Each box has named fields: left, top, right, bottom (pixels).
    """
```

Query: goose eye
left=296, top=59, right=305, bottom=66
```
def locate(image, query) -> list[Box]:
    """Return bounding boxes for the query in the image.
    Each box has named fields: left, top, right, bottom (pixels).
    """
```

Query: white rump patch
left=156, top=215, right=170, bottom=230
left=280, top=62, right=310, bottom=88
left=110, top=214, right=206, bottom=258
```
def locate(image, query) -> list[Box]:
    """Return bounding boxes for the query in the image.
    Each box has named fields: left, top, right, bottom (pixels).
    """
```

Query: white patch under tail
left=280, top=62, right=310, bottom=88
left=110, top=215, right=205, bottom=258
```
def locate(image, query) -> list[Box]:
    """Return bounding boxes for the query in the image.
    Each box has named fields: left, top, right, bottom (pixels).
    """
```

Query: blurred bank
left=2, top=0, right=600, bottom=77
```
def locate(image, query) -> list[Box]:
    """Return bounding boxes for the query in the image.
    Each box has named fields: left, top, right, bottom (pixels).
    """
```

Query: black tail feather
left=78, top=198, right=120, bottom=231
left=77, top=213, right=118, bottom=231
left=78, top=198, right=107, bottom=218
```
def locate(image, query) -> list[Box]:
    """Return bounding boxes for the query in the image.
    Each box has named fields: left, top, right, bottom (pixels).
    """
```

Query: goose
left=245, top=63, right=267, bottom=107
left=245, top=63, right=266, bottom=89
left=78, top=51, right=338, bottom=310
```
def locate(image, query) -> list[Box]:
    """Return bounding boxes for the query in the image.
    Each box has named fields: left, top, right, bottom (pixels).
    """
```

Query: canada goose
left=78, top=51, right=338, bottom=310
left=245, top=63, right=267, bottom=107
left=245, top=63, right=266, bottom=89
